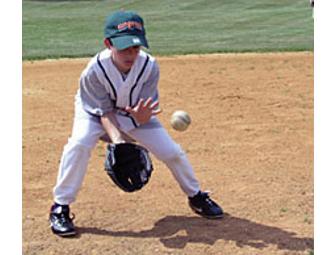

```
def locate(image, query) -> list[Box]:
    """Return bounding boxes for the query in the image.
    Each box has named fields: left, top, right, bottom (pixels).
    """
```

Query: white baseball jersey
left=78, top=48, right=159, bottom=131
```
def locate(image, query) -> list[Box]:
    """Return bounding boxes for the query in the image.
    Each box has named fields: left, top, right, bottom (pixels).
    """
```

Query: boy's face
left=111, top=46, right=141, bottom=73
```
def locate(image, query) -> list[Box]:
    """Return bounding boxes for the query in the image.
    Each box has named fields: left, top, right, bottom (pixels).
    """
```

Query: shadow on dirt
left=77, top=214, right=313, bottom=251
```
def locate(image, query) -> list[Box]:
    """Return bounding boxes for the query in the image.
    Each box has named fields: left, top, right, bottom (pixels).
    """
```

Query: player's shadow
left=77, top=214, right=313, bottom=251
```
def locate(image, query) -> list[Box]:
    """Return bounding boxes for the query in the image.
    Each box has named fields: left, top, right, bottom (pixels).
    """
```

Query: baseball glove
left=104, top=143, right=153, bottom=192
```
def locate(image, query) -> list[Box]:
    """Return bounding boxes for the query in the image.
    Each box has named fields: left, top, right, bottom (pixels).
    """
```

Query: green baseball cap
left=104, top=11, right=149, bottom=50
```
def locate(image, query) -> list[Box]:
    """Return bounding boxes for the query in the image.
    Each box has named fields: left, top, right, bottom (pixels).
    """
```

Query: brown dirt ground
left=23, top=52, right=313, bottom=255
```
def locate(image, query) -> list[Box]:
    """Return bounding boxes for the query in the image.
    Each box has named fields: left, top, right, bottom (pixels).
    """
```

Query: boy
left=49, top=10, right=223, bottom=237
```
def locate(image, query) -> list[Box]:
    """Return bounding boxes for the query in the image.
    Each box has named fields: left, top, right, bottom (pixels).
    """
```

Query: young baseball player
left=49, top=10, right=223, bottom=237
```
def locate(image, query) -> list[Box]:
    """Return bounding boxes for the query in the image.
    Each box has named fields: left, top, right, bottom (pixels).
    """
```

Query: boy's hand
left=125, top=97, right=162, bottom=125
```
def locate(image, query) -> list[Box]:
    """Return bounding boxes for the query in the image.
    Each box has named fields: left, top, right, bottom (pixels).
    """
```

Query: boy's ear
left=104, top=38, right=112, bottom=48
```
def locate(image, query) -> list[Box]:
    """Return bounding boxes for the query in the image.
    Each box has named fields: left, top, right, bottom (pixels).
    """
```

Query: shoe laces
left=56, top=211, right=75, bottom=224
left=199, top=191, right=214, bottom=206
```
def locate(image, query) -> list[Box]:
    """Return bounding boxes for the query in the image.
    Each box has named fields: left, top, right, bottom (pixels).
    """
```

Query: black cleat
left=49, top=204, right=77, bottom=237
left=188, top=191, right=224, bottom=219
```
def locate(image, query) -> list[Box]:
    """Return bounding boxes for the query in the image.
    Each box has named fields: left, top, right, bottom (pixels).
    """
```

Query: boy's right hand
left=125, top=97, right=162, bottom=125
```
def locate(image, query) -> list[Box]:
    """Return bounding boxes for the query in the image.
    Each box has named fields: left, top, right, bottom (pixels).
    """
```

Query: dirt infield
left=23, top=52, right=313, bottom=255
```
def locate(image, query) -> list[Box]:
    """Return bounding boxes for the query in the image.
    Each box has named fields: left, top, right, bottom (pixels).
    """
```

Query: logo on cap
left=132, top=38, right=141, bottom=43
left=117, top=21, right=143, bottom=31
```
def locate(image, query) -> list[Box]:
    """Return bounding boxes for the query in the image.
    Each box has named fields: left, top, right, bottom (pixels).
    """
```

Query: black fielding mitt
left=104, top=143, right=153, bottom=192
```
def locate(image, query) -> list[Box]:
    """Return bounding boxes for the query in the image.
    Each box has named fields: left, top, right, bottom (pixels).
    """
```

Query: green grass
left=23, top=0, right=314, bottom=59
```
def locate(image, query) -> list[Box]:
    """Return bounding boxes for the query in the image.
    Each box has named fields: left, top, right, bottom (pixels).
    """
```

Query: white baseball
left=170, top=110, right=191, bottom=131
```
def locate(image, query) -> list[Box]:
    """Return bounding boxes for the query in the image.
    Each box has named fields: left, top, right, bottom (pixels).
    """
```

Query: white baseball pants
left=53, top=99, right=200, bottom=205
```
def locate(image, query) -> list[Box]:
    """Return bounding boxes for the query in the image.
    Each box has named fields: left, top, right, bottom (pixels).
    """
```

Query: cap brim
left=111, top=35, right=149, bottom=50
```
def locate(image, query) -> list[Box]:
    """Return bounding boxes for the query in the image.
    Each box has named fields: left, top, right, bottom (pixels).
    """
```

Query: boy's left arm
left=100, top=112, right=127, bottom=144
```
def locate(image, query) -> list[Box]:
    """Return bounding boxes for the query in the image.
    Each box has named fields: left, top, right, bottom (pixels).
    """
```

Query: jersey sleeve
left=138, top=60, right=160, bottom=102
left=79, top=68, right=114, bottom=116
